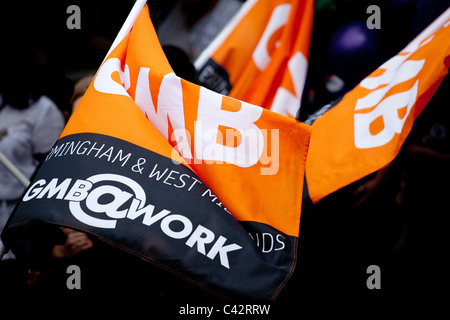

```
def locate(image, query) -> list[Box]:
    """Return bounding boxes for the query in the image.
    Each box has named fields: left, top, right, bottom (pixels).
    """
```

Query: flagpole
left=0, top=243, right=5, bottom=261
left=0, top=151, right=30, bottom=260
left=0, top=152, right=30, bottom=188
left=194, top=0, right=258, bottom=69
left=101, top=0, right=147, bottom=65
left=405, top=6, right=450, bottom=52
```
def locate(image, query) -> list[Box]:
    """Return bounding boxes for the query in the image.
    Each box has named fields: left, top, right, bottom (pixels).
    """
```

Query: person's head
left=163, top=45, right=197, bottom=83
left=1, top=62, right=34, bottom=110
left=70, top=75, right=94, bottom=116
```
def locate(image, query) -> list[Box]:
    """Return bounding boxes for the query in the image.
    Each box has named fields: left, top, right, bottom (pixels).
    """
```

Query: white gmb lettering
left=353, top=33, right=433, bottom=149
left=22, top=174, right=242, bottom=269
left=94, top=59, right=266, bottom=168
left=252, top=4, right=291, bottom=71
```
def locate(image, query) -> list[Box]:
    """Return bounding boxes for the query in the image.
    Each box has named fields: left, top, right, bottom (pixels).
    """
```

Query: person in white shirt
left=0, top=94, right=65, bottom=261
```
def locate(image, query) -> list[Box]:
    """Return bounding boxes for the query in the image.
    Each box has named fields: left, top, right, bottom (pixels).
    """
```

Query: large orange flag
left=306, top=8, right=450, bottom=203
left=2, top=4, right=311, bottom=299
left=194, top=0, right=314, bottom=118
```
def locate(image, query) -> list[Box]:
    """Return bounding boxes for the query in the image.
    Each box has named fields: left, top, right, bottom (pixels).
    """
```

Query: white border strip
left=194, top=0, right=259, bottom=69
left=102, top=0, right=148, bottom=65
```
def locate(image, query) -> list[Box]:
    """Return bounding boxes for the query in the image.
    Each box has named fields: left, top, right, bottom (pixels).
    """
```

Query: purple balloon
left=327, top=20, right=385, bottom=83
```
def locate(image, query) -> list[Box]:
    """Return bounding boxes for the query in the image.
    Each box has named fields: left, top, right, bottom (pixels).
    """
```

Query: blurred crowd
left=0, top=0, right=449, bottom=310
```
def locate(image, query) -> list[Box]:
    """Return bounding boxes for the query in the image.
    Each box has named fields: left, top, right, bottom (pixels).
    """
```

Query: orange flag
left=3, top=4, right=311, bottom=299
left=306, top=8, right=450, bottom=203
left=195, top=0, right=314, bottom=118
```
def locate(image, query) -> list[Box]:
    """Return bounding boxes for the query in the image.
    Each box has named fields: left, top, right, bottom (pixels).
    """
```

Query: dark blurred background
left=0, top=0, right=173, bottom=81
left=1, top=0, right=448, bottom=115
left=0, top=0, right=447, bottom=91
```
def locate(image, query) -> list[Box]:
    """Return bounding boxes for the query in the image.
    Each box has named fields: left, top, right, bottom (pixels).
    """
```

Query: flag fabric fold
left=194, top=0, right=314, bottom=118
left=2, top=4, right=311, bottom=300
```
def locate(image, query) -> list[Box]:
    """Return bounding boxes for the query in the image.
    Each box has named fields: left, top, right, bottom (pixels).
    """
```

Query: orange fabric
left=306, top=13, right=450, bottom=203
left=199, top=0, right=314, bottom=117
left=60, top=5, right=311, bottom=237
